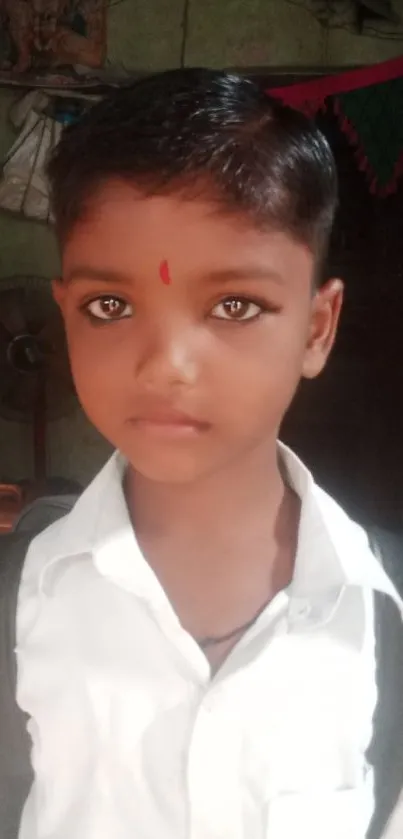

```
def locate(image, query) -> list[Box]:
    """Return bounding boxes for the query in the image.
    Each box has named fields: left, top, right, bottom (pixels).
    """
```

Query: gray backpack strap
left=366, top=529, right=403, bottom=839
left=12, top=495, right=77, bottom=533
left=0, top=532, right=34, bottom=839
left=368, top=528, right=403, bottom=600
left=366, top=591, right=403, bottom=839
left=0, top=494, right=76, bottom=839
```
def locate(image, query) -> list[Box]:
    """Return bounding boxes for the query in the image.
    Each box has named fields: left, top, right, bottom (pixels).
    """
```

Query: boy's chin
left=123, top=447, right=216, bottom=485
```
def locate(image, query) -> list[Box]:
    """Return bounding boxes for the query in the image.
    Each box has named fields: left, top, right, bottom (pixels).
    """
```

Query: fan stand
left=33, top=371, right=47, bottom=487
left=0, top=375, right=46, bottom=529
left=8, top=331, right=48, bottom=491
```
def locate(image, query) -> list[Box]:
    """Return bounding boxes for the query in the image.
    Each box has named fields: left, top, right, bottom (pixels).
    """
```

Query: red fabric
left=267, top=56, right=403, bottom=196
left=268, top=55, right=403, bottom=114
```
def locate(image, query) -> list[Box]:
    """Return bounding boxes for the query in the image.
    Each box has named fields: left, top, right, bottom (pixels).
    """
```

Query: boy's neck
left=124, top=439, right=299, bottom=669
left=125, top=438, right=285, bottom=541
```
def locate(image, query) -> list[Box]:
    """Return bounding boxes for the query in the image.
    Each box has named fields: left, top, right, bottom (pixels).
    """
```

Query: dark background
left=281, top=109, right=403, bottom=531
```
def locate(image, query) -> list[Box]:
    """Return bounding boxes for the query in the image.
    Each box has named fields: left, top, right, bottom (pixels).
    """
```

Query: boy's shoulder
left=17, top=506, right=77, bottom=601
left=21, top=452, right=125, bottom=586
left=279, top=439, right=361, bottom=547
left=280, top=442, right=402, bottom=606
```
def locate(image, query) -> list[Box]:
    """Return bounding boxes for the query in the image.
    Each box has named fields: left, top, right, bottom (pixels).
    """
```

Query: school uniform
left=16, top=445, right=401, bottom=839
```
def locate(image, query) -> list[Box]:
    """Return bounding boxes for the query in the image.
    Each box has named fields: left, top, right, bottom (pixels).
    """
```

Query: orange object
left=0, top=484, right=23, bottom=533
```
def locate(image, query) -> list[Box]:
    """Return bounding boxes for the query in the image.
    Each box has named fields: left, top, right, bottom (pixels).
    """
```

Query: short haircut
left=48, top=68, right=338, bottom=281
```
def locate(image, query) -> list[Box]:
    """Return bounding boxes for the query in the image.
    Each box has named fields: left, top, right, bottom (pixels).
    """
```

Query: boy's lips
left=128, top=409, right=210, bottom=437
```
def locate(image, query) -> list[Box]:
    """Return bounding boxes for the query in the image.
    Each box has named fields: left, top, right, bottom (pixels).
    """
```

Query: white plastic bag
left=0, top=92, right=61, bottom=222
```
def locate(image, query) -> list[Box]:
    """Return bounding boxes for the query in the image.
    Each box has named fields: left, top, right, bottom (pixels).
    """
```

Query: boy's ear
left=302, top=278, right=344, bottom=380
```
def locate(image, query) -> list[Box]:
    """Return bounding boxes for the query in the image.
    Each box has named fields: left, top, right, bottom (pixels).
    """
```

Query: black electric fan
left=0, top=276, right=76, bottom=483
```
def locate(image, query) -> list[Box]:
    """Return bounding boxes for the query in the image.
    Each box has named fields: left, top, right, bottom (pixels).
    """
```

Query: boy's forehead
left=62, top=181, right=314, bottom=284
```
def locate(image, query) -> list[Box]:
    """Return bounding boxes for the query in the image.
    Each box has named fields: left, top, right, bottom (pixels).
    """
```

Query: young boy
left=15, top=69, right=401, bottom=839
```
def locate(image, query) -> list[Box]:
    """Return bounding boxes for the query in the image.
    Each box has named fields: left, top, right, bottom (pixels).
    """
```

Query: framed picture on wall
left=0, top=0, right=106, bottom=84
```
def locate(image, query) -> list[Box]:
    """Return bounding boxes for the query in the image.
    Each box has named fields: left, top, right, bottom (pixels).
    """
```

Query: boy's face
left=55, top=181, right=342, bottom=484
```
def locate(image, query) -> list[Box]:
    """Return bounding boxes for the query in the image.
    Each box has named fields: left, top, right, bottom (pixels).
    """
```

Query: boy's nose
left=135, top=325, right=200, bottom=393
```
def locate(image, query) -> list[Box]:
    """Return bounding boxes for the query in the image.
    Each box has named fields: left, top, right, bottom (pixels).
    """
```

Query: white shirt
left=384, top=792, right=403, bottom=839
left=16, top=445, right=401, bottom=839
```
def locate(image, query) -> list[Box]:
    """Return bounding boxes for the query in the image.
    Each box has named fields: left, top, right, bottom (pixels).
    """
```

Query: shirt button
left=289, top=600, right=311, bottom=622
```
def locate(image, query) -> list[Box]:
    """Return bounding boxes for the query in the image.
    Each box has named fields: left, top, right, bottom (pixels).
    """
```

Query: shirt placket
left=186, top=685, right=244, bottom=839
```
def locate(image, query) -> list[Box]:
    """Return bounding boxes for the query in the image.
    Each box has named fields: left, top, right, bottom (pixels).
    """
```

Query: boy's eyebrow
left=65, top=267, right=133, bottom=284
left=203, top=267, right=284, bottom=285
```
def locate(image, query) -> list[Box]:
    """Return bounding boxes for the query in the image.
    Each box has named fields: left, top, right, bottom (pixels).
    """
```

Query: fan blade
left=0, top=319, right=11, bottom=349
left=0, top=289, right=27, bottom=335
left=37, top=311, right=66, bottom=354
left=0, top=377, right=24, bottom=414
left=23, top=289, right=55, bottom=335
left=47, top=357, right=72, bottom=387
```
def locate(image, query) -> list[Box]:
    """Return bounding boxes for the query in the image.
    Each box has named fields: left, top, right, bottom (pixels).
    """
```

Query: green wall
left=106, top=0, right=403, bottom=71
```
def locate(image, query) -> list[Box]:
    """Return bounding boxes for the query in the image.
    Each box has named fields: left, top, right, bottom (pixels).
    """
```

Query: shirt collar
left=279, top=442, right=402, bottom=610
left=39, top=452, right=148, bottom=597
left=39, top=445, right=402, bottom=612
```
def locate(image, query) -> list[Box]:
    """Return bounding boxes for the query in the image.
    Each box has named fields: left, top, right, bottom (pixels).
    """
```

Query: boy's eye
left=84, top=295, right=132, bottom=321
left=211, top=296, right=264, bottom=322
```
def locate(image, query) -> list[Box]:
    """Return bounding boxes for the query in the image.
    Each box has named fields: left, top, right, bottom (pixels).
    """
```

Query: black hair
left=48, top=68, right=338, bottom=280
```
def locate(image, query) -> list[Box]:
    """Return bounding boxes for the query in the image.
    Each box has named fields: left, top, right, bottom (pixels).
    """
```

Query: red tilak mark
left=159, top=260, right=171, bottom=285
